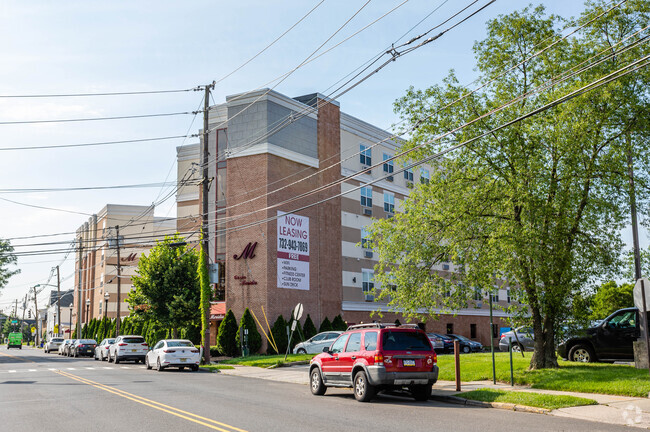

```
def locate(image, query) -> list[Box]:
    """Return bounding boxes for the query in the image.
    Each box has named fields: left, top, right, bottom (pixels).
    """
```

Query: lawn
left=219, top=354, right=314, bottom=368
left=455, top=388, right=598, bottom=410
left=437, top=352, right=650, bottom=397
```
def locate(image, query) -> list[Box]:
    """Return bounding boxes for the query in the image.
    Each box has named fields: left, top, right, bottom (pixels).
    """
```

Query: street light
left=85, top=298, right=90, bottom=327
left=68, top=304, right=73, bottom=339
left=104, top=292, right=110, bottom=319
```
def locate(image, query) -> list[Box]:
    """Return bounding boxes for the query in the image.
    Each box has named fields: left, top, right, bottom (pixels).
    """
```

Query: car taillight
left=79, top=344, right=85, bottom=348
left=105, top=346, right=110, bottom=349
left=118, top=343, right=128, bottom=346
left=190, top=349, right=199, bottom=353
left=141, top=343, right=148, bottom=346
left=374, top=352, right=383, bottom=365
left=163, top=349, right=176, bottom=353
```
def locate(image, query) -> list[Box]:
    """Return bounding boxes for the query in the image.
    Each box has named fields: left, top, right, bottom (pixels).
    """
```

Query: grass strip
left=219, top=354, right=314, bottom=368
left=200, top=365, right=235, bottom=371
left=455, top=388, right=598, bottom=410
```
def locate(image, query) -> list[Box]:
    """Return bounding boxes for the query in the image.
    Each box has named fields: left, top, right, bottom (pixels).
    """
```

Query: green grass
left=455, top=388, right=598, bottom=410
left=437, top=352, right=650, bottom=397
left=219, top=354, right=314, bottom=368
left=200, top=365, right=235, bottom=371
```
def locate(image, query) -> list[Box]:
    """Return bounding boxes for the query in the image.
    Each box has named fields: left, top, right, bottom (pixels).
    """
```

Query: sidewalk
left=217, top=364, right=650, bottom=429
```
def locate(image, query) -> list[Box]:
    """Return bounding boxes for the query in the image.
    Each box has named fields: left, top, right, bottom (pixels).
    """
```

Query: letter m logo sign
left=233, top=242, right=258, bottom=260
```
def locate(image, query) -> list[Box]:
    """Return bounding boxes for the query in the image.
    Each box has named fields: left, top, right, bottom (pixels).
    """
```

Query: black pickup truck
left=557, top=307, right=639, bottom=362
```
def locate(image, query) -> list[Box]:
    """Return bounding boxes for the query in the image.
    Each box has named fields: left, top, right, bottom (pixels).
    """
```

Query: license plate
left=132, top=349, right=137, bottom=352
left=180, top=358, right=187, bottom=362
left=403, top=359, right=415, bottom=366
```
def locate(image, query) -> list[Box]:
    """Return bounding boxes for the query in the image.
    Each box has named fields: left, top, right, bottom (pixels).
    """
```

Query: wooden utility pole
left=21, top=294, right=27, bottom=337
left=33, top=286, right=39, bottom=347
left=56, top=265, right=61, bottom=337
left=116, top=225, right=122, bottom=337
left=76, top=235, right=83, bottom=338
left=201, top=82, right=214, bottom=365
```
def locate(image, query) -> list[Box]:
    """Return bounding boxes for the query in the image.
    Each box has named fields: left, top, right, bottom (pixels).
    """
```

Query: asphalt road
left=0, top=347, right=631, bottom=432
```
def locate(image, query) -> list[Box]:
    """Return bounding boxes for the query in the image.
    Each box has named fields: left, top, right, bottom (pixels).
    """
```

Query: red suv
left=309, top=323, right=438, bottom=402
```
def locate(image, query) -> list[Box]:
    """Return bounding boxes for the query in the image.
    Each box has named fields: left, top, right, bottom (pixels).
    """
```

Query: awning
left=210, top=302, right=226, bottom=321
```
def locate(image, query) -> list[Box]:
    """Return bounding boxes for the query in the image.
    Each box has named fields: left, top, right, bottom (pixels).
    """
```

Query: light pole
left=35, top=282, right=59, bottom=337
left=68, top=304, right=73, bottom=338
left=85, top=298, right=90, bottom=326
left=104, top=292, right=109, bottom=319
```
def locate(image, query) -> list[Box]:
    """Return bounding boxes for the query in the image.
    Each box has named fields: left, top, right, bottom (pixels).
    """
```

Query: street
left=0, top=347, right=631, bottom=432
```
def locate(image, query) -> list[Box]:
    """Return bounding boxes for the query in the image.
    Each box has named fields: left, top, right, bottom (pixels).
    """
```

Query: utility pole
left=201, top=82, right=214, bottom=365
left=21, top=294, right=27, bottom=338
left=33, top=286, right=39, bottom=347
left=116, top=225, right=122, bottom=337
left=56, top=265, right=61, bottom=337
left=13, top=299, right=18, bottom=332
left=77, top=235, right=83, bottom=338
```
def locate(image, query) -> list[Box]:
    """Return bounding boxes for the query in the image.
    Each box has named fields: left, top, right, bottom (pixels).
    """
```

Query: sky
left=0, top=0, right=646, bottom=315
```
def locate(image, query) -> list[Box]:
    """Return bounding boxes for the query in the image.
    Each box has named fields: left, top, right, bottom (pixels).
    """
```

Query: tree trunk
left=529, top=313, right=559, bottom=369
left=172, top=327, right=178, bottom=339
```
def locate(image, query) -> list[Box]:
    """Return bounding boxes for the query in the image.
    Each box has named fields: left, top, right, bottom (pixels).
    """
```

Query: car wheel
left=114, top=355, right=120, bottom=364
left=568, top=344, right=595, bottom=363
left=179, top=367, right=185, bottom=371
left=191, top=365, right=199, bottom=372
left=462, top=345, right=470, bottom=354
left=310, top=368, right=326, bottom=396
left=145, top=356, right=152, bottom=370
left=297, top=348, right=307, bottom=354
left=411, top=384, right=432, bottom=402
left=157, top=357, right=164, bottom=372
left=94, top=352, right=98, bottom=361
left=353, top=371, right=375, bottom=402
left=511, top=343, right=523, bottom=353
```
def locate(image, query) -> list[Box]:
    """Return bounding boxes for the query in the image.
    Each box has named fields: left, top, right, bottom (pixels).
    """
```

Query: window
left=383, top=192, right=395, bottom=214
left=491, top=291, right=499, bottom=303
left=345, top=333, right=362, bottom=352
left=330, top=334, right=349, bottom=354
left=364, top=331, right=378, bottom=350
left=360, top=186, right=372, bottom=208
left=361, top=228, right=371, bottom=249
left=608, top=310, right=637, bottom=330
left=99, top=301, right=103, bottom=314
left=507, top=289, right=511, bottom=303
left=360, top=145, right=372, bottom=166
left=470, top=324, right=477, bottom=339
left=446, top=323, right=454, bottom=334
left=362, top=269, right=374, bottom=293
left=473, top=288, right=483, bottom=301
left=404, top=166, right=414, bottom=182
left=383, top=153, right=394, bottom=174
left=420, top=168, right=430, bottom=184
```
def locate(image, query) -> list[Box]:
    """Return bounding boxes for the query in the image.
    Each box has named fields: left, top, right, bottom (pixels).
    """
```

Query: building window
left=360, top=186, right=372, bottom=208
left=507, top=289, right=511, bottom=303
left=446, top=323, right=453, bottom=334
left=470, top=324, right=477, bottom=339
left=362, top=269, right=374, bottom=293
left=420, top=168, right=430, bottom=184
left=383, top=192, right=395, bottom=214
left=491, top=291, right=499, bottom=303
left=473, top=288, right=483, bottom=301
left=360, top=144, right=372, bottom=166
left=404, top=166, right=414, bottom=182
left=361, top=228, right=371, bottom=249
left=383, top=153, right=394, bottom=177
left=99, top=301, right=103, bottom=314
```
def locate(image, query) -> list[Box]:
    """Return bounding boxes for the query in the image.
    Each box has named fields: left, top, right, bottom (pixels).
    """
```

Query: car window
left=608, top=311, right=636, bottom=330
left=330, top=334, right=349, bottom=353
left=52, top=338, right=64, bottom=342
left=167, top=341, right=194, bottom=347
left=364, top=331, right=378, bottom=351
left=123, top=337, right=145, bottom=344
left=153, top=341, right=164, bottom=350
left=79, top=339, right=96, bottom=344
left=345, top=333, right=362, bottom=352
left=325, top=333, right=339, bottom=340
left=381, top=331, right=431, bottom=351
left=311, top=334, right=326, bottom=342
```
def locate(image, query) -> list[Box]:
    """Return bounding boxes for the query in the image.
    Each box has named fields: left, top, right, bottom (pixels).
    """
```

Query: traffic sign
left=633, top=278, right=650, bottom=310
left=292, top=303, right=303, bottom=321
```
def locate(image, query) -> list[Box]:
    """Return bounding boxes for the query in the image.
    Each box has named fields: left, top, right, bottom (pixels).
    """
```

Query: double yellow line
left=55, top=370, right=248, bottom=432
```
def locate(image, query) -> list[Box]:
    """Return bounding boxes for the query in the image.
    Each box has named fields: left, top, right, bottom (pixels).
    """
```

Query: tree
left=198, top=242, right=211, bottom=358
left=267, top=315, right=288, bottom=355
left=127, top=235, right=200, bottom=337
left=590, top=281, right=634, bottom=320
left=318, top=317, right=332, bottom=333
left=0, top=239, right=19, bottom=293
left=303, top=315, right=317, bottom=339
left=216, top=310, right=238, bottom=357
left=236, top=308, right=262, bottom=354
left=331, top=315, right=347, bottom=331
left=369, top=2, right=650, bottom=369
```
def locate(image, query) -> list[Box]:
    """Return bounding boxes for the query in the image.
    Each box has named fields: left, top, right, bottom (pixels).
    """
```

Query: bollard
left=454, top=339, right=461, bottom=391
left=509, top=341, right=514, bottom=386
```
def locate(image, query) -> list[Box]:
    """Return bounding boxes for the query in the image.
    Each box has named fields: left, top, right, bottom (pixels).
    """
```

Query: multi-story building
left=44, top=289, right=74, bottom=338
left=177, top=88, right=513, bottom=349
left=73, top=204, right=176, bottom=329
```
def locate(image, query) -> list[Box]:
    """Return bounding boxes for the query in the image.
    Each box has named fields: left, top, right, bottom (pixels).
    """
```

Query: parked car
left=448, top=334, right=483, bottom=353
left=427, top=333, right=444, bottom=352
left=428, top=333, right=455, bottom=354
left=44, top=337, right=65, bottom=353
left=293, top=331, right=343, bottom=354
left=108, top=335, right=148, bottom=364
left=557, top=307, right=638, bottom=363
left=94, top=338, right=115, bottom=361
left=145, top=339, right=200, bottom=371
left=63, top=339, right=77, bottom=356
left=499, top=327, right=534, bottom=352
left=58, top=339, right=74, bottom=355
left=309, top=323, right=438, bottom=402
left=70, top=339, right=97, bottom=357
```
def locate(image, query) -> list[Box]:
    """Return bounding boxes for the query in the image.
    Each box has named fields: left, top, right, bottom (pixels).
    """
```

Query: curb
left=431, top=395, right=550, bottom=414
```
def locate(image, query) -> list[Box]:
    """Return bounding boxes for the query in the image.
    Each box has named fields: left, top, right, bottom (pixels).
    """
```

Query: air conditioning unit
left=364, top=250, right=373, bottom=259
left=387, top=176, right=394, bottom=182
left=364, top=294, right=375, bottom=302
left=363, top=208, right=372, bottom=216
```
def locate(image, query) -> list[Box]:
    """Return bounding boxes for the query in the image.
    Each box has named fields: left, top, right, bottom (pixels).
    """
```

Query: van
left=8, top=332, right=22, bottom=349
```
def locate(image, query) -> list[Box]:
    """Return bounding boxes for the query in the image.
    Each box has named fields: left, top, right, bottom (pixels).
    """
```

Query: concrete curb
left=431, top=395, right=550, bottom=415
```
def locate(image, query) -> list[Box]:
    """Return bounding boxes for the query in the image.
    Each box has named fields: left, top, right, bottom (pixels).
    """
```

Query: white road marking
left=66, top=368, right=76, bottom=370
left=8, top=370, right=16, bottom=373
left=28, top=369, right=37, bottom=372
left=102, top=367, right=113, bottom=370
left=120, top=366, right=130, bottom=369
left=85, top=367, right=95, bottom=370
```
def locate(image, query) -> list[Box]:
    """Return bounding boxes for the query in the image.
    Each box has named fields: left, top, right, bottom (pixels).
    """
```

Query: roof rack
left=346, top=323, right=423, bottom=330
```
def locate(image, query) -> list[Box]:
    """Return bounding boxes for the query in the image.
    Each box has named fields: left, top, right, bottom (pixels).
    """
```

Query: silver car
left=499, top=327, right=534, bottom=352
left=58, top=339, right=75, bottom=355
left=292, top=331, right=343, bottom=354
left=44, top=337, right=65, bottom=353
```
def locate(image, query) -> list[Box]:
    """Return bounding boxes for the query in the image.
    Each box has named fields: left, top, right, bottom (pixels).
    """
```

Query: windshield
left=122, top=337, right=145, bottom=344
left=453, top=334, right=470, bottom=342
left=167, top=341, right=194, bottom=348
left=78, top=339, right=96, bottom=344
left=51, top=338, right=64, bottom=342
left=381, top=331, right=432, bottom=351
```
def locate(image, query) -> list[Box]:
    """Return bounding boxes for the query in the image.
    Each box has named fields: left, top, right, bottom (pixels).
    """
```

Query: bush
left=331, top=315, right=347, bottom=331
left=267, top=315, right=288, bottom=355
left=319, top=317, right=332, bottom=333
left=236, top=308, right=262, bottom=354
left=216, top=310, right=239, bottom=357
left=303, top=314, right=317, bottom=340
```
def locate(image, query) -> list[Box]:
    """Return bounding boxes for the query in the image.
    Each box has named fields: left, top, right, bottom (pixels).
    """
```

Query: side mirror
left=322, top=346, right=330, bottom=353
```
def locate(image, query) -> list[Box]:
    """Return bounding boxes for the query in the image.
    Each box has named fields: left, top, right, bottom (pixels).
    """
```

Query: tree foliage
left=331, top=315, right=347, bottom=331
left=368, top=2, right=650, bottom=369
left=236, top=308, right=262, bottom=354
left=0, top=239, right=19, bottom=293
left=216, top=310, right=238, bottom=357
left=303, top=314, right=317, bottom=340
left=318, top=317, right=332, bottom=333
left=267, top=315, right=288, bottom=355
left=590, top=281, right=634, bottom=320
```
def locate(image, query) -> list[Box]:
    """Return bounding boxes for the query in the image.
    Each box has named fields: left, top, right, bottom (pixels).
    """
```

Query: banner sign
left=277, top=212, right=309, bottom=290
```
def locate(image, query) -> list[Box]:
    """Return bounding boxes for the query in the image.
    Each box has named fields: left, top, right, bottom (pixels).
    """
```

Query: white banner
left=277, top=212, right=309, bottom=290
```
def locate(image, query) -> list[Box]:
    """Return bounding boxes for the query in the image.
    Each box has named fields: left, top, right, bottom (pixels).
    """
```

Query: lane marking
left=28, top=369, right=37, bottom=372
left=54, top=370, right=247, bottom=432
left=120, top=366, right=130, bottom=369
left=66, top=368, right=76, bottom=370
left=8, top=370, right=16, bottom=373
left=85, top=367, right=95, bottom=370
left=0, top=351, right=37, bottom=363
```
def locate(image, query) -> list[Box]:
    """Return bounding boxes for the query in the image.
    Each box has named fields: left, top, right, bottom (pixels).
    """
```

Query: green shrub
left=267, top=315, right=288, bottom=355
left=236, top=308, right=262, bottom=354
left=216, top=310, right=239, bottom=357
left=319, top=317, right=332, bottom=333
left=303, top=314, right=317, bottom=339
left=331, top=315, right=347, bottom=331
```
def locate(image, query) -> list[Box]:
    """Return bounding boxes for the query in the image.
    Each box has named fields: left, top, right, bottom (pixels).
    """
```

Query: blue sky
left=0, top=1, right=644, bottom=312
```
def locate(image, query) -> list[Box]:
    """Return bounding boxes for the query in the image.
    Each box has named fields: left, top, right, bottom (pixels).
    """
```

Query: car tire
left=353, top=371, right=375, bottom=402
left=411, top=384, right=432, bottom=401
left=191, top=365, right=199, bottom=372
left=511, top=343, right=523, bottom=353
left=114, top=356, right=120, bottom=364
left=157, top=357, right=164, bottom=372
left=310, top=368, right=326, bottom=396
left=297, top=348, right=307, bottom=354
left=145, top=356, right=152, bottom=370
left=568, top=344, right=595, bottom=363
left=179, top=367, right=185, bottom=371
left=462, top=345, right=470, bottom=354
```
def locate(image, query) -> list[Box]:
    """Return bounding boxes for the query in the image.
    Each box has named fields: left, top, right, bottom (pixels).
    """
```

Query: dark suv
left=309, top=323, right=438, bottom=402
left=557, top=307, right=639, bottom=362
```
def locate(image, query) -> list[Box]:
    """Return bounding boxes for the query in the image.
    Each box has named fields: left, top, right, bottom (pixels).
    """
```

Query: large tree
left=127, top=236, right=200, bottom=336
left=368, top=2, right=649, bottom=369
left=0, top=238, right=19, bottom=292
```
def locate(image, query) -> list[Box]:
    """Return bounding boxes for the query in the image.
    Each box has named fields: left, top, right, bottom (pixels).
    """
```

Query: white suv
left=108, top=335, right=148, bottom=364
left=44, top=337, right=65, bottom=353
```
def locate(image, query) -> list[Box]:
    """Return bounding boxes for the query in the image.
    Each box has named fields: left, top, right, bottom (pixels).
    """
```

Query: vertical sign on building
left=277, top=211, right=309, bottom=290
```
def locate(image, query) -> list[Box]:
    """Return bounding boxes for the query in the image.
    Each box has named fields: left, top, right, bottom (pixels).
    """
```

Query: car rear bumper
left=366, top=365, right=439, bottom=386
left=117, top=354, right=146, bottom=360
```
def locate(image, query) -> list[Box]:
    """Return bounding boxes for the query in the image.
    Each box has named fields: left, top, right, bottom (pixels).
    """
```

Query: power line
left=0, top=87, right=201, bottom=98
left=0, top=135, right=189, bottom=152
left=0, top=181, right=198, bottom=194
left=0, top=111, right=199, bottom=126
